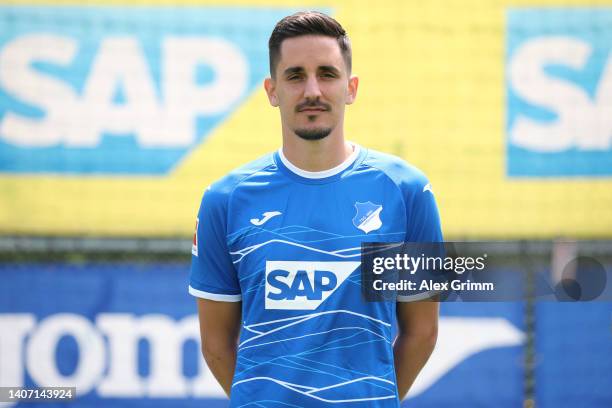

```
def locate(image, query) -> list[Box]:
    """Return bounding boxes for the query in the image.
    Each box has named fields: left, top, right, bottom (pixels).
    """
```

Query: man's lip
left=300, top=108, right=326, bottom=112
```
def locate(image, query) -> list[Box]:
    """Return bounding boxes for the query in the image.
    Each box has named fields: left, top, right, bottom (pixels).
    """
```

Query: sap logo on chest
left=265, top=261, right=360, bottom=310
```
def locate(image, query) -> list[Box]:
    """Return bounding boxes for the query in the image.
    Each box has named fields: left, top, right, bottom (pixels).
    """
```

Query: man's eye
left=287, top=75, right=301, bottom=81
left=321, top=73, right=336, bottom=78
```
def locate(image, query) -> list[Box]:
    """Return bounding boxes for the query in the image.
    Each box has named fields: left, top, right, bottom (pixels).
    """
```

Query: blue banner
left=0, top=262, right=530, bottom=407
left=536, top=302, right=612, bottom=408
left=506, top=8, right=612, bottom=177
left=0, top=6, right=294, bottom=175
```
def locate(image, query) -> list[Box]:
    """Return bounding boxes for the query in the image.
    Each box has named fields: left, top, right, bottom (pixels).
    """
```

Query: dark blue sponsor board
left=536, top=303, right=612, bottom=408
left=0, top=263, right=609, bottom=407
left=0, top=262, right=228, bottom=407
left=401, top=302, right=524, bottom=408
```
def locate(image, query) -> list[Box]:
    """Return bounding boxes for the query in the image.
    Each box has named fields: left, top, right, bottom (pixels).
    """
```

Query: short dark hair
left=268, top=11, right=352, bottom=78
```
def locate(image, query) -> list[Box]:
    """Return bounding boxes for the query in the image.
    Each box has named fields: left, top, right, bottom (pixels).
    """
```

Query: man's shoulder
left=361, top=148, right=429, bottom=192
left=205, top=152, right=276, bottom=198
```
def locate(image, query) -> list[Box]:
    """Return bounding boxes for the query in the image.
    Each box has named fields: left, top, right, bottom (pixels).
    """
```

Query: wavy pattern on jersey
left=227, top=225, right=406, bottom=245
left=228, top=229, right=403, bottom=406
left=229, top=225, right=402, bottom=297
left=233, top=310, right=397, bottom=406
left=227, top=224, right=404, bottom=264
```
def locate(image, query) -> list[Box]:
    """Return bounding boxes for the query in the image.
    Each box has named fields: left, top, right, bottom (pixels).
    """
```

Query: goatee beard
left=294, top=127, right=333, bottom=141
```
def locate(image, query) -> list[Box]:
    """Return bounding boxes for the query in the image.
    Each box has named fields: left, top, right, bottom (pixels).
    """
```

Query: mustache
left=295, top=100, right=331, bottom=112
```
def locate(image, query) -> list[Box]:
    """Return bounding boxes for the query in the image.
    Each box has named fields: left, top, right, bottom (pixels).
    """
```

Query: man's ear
left=264, top=77, right=279, bottom=107
left=346, top=75, right=359, bottom=105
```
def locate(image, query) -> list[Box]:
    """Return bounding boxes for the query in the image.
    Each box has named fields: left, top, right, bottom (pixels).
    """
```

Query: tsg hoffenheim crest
left=352, top=201, right=383, bottom=234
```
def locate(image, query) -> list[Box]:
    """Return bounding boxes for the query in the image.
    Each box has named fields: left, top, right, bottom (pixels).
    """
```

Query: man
left=190, top=11, right=442, bottom=407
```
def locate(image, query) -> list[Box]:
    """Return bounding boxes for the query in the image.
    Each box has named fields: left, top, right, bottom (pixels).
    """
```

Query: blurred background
left=0, top=0, right=611, bottom=407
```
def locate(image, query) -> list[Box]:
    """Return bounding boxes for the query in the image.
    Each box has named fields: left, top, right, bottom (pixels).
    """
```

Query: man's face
left=264, top=35, right=358, bottom=141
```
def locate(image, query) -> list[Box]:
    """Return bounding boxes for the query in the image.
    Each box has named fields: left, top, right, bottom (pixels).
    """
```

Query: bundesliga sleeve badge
left=192, top=217, right=199, bottom=257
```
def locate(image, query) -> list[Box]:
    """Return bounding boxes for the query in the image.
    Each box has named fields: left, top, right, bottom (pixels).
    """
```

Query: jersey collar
left=277, top=143, right=361, bottom=180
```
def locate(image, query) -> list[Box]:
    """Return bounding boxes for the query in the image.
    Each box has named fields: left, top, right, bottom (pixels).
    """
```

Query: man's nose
left=303, top=76, right=322, bottom=100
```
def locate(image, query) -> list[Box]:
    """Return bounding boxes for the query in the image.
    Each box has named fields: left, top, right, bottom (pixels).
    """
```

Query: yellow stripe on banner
left=1, top=0, right=611, bottom=238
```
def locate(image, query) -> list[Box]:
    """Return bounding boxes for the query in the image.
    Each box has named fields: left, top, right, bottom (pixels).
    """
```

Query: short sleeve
left=189, top=186, right=241, bottom=302
left=363, top=151, right=444, bottom=302
left=399, top=174, right=444, bottom=302
left=405, top=176, right=443, bottom=243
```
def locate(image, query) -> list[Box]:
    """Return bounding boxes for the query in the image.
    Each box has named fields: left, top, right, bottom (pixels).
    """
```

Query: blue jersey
left=190, top=145, right=443, bottom=407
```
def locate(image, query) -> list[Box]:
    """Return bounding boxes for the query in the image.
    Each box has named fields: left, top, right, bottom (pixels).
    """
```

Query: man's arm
left=394, top=299, right=439, bottom=400
left=197, top=298, right=242, bottom=397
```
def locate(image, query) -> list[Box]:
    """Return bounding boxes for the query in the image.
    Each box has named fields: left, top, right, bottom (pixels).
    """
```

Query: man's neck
left=281, top=133, right=354, bottom=172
